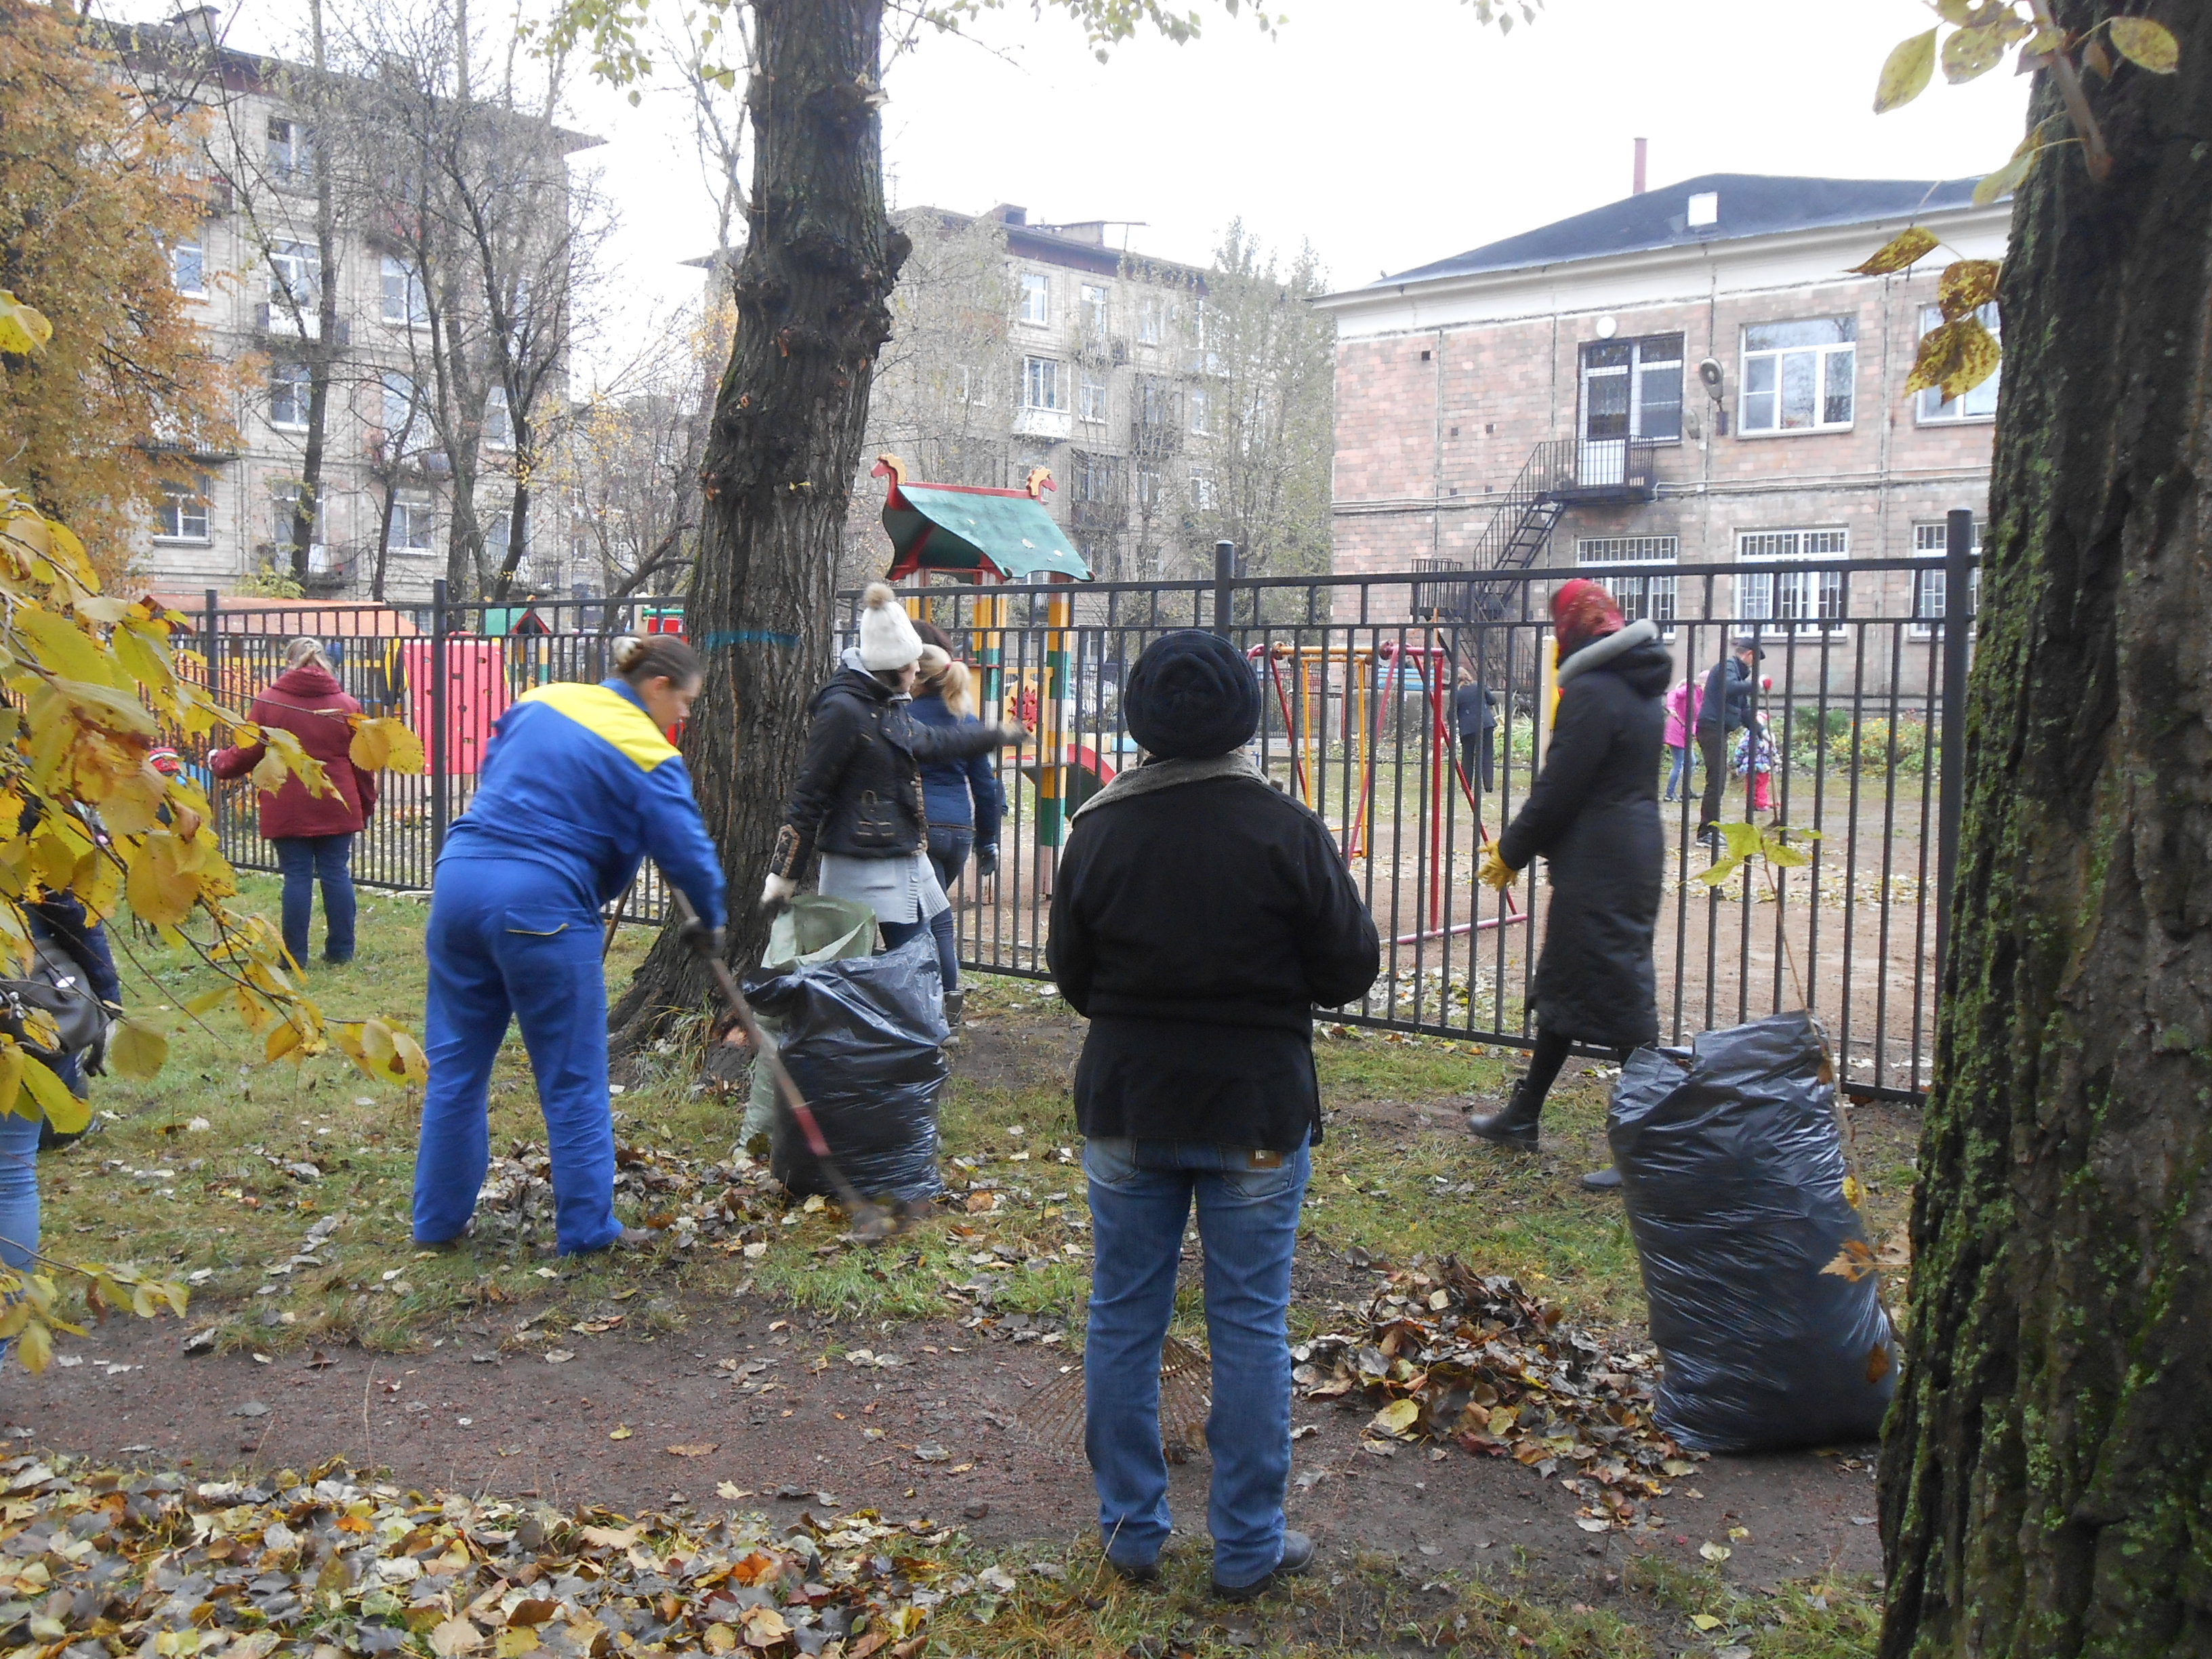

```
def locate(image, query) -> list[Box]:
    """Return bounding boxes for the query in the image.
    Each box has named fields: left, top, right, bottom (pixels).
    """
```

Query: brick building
left=1313, top=174, right=2004, bottom=682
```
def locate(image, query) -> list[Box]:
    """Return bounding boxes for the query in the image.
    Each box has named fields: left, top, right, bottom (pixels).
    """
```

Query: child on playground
left=1736, top=710, right=1778, bottom=815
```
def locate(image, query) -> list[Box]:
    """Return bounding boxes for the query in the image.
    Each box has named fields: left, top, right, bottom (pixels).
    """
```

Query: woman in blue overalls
left=412, top=634, right=727, bottom=1256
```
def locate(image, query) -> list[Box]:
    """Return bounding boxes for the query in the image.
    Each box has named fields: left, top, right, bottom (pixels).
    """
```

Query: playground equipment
left=873, top=455, right=1100, bottom=848
left=1248, top=641, right=1380, bottom=857
left=1373, top=638, right=1527, bottom=948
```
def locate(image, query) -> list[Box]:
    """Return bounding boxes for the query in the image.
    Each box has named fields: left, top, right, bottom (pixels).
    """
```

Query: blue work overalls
left=411, top=680, right=726, bottom=1254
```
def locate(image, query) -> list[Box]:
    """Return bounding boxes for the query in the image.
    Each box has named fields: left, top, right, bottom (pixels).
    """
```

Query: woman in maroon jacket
left=211, top=638, right=379, bottom=968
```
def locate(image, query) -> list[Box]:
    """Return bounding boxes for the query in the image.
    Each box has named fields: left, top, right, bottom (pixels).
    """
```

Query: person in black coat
left=1048, top=630, right=1379, bottom=1601
left=762, top=584, right=1024, bottom=1021
left=1695, top=636, right=1765, bottom=846
left=1469, top=579, right=1670, bottom=1190
left=1452, top=664, right=1498, bottom=793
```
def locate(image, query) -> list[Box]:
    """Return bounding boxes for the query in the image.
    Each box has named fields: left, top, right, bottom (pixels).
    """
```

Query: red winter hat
left=1551, top=578, right=1624, bottom=653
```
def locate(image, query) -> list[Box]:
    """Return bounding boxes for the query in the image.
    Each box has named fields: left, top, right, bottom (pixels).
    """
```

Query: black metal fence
left=199, top=526, right=1975, bottom=1104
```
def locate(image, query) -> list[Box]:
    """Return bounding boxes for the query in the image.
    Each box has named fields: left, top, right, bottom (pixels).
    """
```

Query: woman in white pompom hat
left=763, top=584, right=1025, bottom=1015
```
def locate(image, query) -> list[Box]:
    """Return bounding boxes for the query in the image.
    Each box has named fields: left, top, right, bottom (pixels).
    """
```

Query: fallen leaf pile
left=0, top=1452, right=1013, bottom=1657
left=1292, top=1256, right=1702, bottom=1532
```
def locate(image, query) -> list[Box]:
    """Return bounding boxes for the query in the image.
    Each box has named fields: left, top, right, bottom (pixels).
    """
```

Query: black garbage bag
left=1607, top=1010, right=1897, bottom=1454
left=743, top=933, right=949, bottom=1204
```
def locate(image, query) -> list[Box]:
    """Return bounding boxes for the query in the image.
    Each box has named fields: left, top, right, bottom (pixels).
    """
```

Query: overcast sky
left=131, top=0, right=2031, bottom=383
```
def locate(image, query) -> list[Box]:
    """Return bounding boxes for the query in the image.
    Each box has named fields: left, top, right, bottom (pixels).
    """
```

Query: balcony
left=1530, top=436, right=1662, bottom=504
left=1013, top=405, right=1072, bottom=441
left=256, top=304, right=348, bottom=346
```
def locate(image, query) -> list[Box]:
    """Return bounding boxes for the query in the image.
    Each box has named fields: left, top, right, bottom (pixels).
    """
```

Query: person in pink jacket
left=1662, top=678, right=1703, bottom=803
left=210, top=638, right=379, bottom=969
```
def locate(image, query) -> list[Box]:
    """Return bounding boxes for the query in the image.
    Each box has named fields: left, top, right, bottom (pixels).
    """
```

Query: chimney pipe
left=1633, top=138, right=1648, bottom=196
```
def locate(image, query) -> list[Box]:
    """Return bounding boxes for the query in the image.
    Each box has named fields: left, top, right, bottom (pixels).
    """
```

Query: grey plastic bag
left=742, top=896, right=878, bottom=1144
left=1607, top=1009, right=1898, bottom=1453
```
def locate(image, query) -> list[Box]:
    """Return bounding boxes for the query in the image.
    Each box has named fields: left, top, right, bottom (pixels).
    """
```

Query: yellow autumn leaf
left=124, top=834, right=201, bottom=926
left=494, top=1629, right=541, bottom=1659
left=1938, top=258, right=2002, bottom=321
left=1369, top=1397, right=1422, bottom=1439
left=266, top=1021, right=305, bottom=1064
left=1873, top=28, right=1937, bottom=112
left=349, top=716, right=426, bottom=773
left=390, top=1027, right=430, bottom=1086
left=1941, top=21, right=2011, bottom=83
left=1907, top=315, right=2002, bottom=402
left=0, top=290, right=54, bottom=356
left=0, top=1042, right=26, bottom=1122
left=1689, top=1614, right=1723, bottom=1632
left=2107, top=15, right=2179, bottom=73
left=1822, top=1239, right=1878, bottom=1283
left=1849, top=226, right=1938, bottom=277
left=107, top=1019, right=167, bottom=1081
left=1843, top=1175, right=1866, bottom=1210
left=16, top=1319, right=52, bottom=1374
left=23, top=1056, right=87, bottom=1136
left=609, top=1425, right=634, bottom=1440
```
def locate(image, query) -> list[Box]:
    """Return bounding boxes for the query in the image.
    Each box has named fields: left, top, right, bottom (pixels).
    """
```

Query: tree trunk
left=1877, top=16, right=2212, bottom=1657
left=610, top=0, right=905, bottom=1045
left=289, top=0, right=338, bottom=583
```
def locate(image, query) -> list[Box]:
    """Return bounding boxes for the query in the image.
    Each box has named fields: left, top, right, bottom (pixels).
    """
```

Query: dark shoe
left=1105, top=1555, right=1160, bottom=1585
left=1466, top=1078, right=1542, bottom=1149
left=942, top=989, right=964, bottom=1048
left=1580, top=1166, right=1623, bottom=1192
left=1213, top=1530, right=1315, bottom=1602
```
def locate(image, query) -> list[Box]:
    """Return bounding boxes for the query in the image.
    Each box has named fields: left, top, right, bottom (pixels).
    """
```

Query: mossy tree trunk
left=611, top=0, right=905, bottom=1044
left=1879, top=12, right=2212, bottom=1656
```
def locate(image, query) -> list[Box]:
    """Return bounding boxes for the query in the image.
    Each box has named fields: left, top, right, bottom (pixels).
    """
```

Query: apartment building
left=872, top=206, right=1214, bottom=582
left=1314, top=173, right=2003, bottom=674
left=119, top=10, right=591, bottom=603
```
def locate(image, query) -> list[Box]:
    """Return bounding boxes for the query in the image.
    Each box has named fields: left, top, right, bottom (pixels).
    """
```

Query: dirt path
left=5, top=1294, right=1881, bottom=1592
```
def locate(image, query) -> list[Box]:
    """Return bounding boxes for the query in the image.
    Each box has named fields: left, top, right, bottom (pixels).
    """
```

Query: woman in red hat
left=1469, top=579, right=1670, bottom=1189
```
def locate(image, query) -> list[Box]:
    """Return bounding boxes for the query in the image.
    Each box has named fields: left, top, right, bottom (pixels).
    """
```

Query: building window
left=1188, top=466, right=1215, bottom=511
left=380, top=372, right=422, bottom=437
left=1021, top=356, right=1062, bottom=411
left=1576, top=535, right=1679, bottom=629
left=1137, top=295, right=1165, bottom=346
left=1917, top=304, right=2001, bottom=423
left=268, top=481, right=309, bottom=544
left=1911, top=521, right=1983, bottom=636
left=955, top=364, right=989, bottom=406
left=1078, top=373, right=1108, bottom=424
left=1072, top=452, right=1118, bottom=504
left=1080, top=283, right=1109, bottom=341
left=154, top=482, right=209, bottom=542
left=268, top=239, right=321, bottom=316
left=1187, top=386, right=1212, bottom=436
left=1018, top=272, right=1050, bottom=327
left=1736, top=528, right=1849, bottom=632
left=269, top=361, right=312, bottom=431
left=1740, top=317, right=1856, bottom=434
left=171, top=237, right=206, bottom=295
left=484, top=386, right=514, bottom=449
left=380, top=253, right=429, bottom=326
left=1136, top=466, right=1162, bottom=508
left=267, top=117, right=312, bottom=182
left=1580, top=333, right=1682, bottom=445
left=390, top=496, right=434, bottom=552
left=1136, top=377, right=1174, bottom=429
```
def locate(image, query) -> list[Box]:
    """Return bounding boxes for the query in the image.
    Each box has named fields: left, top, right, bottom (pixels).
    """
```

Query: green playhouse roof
left=882, top=482, right=1091, bottom=582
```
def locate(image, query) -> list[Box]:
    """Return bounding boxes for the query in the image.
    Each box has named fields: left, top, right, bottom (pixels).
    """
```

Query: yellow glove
left=1478, top=846, right=1515, bottom=891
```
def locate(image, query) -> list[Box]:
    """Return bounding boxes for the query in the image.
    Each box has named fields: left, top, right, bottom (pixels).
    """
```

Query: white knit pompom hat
left=859, top=582, right=923, bottom=670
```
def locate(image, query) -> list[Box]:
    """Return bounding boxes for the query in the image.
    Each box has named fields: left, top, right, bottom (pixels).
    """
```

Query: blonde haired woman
left=210, top=636, right=377, bottom=968
left=910, top=621, right=1004, bottom=908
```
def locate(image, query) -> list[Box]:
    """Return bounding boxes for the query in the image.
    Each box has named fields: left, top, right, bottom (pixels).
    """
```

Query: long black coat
left=1498, top=623, right=1672, bottom=1048
left=1048, top=769, right=1380, bottom=1151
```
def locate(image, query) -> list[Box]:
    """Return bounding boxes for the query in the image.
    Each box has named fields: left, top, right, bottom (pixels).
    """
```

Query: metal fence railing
left=192, top=527, right=1975, bottom=1104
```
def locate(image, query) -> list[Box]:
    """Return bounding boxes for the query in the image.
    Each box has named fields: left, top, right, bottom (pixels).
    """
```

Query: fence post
left=429, top=577, right=449, bottom=859
left=1212, top=539, right=1235, bottom=636
left=1933, top=507, right=1975, bottom=985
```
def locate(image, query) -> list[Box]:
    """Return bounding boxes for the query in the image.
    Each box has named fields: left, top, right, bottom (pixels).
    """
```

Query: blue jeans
left=0, top=1111, right=40, bottom=1358
left=880, top=907, right=959, bottom=995
left=1664, top=743, right=1698, bottom=800
left=1083, top=1134, right=1311, bottom=1588
left=413, top=859, right=619, bottom=1254
left=926, top=826, right=972, bottom=896
left=274, top=834, right=356, bottom=966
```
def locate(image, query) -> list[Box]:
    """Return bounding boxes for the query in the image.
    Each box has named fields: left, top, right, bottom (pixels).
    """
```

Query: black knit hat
left=1123, top=630, right=1260, bottom=760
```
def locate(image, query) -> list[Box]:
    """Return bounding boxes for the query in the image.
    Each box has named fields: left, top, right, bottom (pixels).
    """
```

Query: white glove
left=759, top=873, right=798, bottom=911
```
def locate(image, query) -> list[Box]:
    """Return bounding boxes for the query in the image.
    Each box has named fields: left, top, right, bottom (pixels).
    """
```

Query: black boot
left=1466, top=1075, right=1543, bottom=1148
left=942, top=988, right=964, bottom=1048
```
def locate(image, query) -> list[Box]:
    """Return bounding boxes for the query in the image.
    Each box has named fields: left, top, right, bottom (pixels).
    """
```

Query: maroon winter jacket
left=210, top=663, right=380, bottom=840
